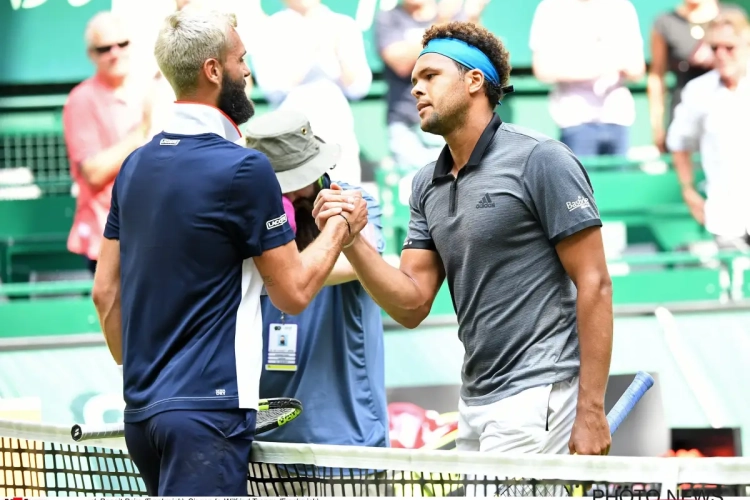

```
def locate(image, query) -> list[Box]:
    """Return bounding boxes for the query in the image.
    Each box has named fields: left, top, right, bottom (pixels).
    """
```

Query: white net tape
left=2, top=418, right=750, bottom=497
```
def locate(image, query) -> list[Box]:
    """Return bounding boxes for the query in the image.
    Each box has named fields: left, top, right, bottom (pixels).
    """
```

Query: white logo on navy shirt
left=566, top=196, right=591, bottom=212
left=159, top=138, right=180, bottom=146
left=215, top=389, right=226, bottom=396
left=266, top=214, right=288, bottom=230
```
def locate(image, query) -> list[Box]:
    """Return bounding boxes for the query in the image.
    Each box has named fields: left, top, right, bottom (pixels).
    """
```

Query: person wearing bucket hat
left=244, top=109, right=389, bottom=494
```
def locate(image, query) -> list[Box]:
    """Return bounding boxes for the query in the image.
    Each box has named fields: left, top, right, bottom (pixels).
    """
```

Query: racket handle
left=606, top=371, right=654, bottom=435
left=71, top=423, right=125, bottom=442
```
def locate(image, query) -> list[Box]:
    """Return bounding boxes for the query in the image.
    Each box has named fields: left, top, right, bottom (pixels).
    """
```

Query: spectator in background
left=62, top=12, right=153, bottom=274
left=529, top=0, right=645, bottom=158
left=667, top=10, right=750, bottom=249
left=245, top=109, right=388, bottom=494
left=376, top=0, right=489, bottom=168
left=648, top=0, right=745, bottom=152
left=250, top=0, right=371, bottom=184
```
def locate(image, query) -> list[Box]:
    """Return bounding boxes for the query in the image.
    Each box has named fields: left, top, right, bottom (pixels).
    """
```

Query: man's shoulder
left=155, top=134, right=269, bottom=173
left=326, top=8, right=358, bottom=27
left=410, top=161, right=439, bottom=192
left=495, top=124, right=579, bottom=173
left=683, top=69, right=722, bottom=95
left=65, top=78, right=98, bottom=108
left=494, top=122, right=558, bottom=156
left=532, top=0, right=561, bottom=17
left=609, top=0, right=637, bottom=11
left=196, top=137, right=264, bottom=162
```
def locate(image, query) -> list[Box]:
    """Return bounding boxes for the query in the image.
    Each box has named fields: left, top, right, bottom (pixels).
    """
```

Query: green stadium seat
left=588, top=166, right=710, bottom=252
left=0, top=197, right=83, bottom=283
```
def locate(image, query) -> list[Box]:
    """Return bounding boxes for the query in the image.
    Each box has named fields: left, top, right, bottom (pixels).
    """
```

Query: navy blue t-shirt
left=104, top=131, right=294, bottom=424
left=256, top=184, right=389, bottom=448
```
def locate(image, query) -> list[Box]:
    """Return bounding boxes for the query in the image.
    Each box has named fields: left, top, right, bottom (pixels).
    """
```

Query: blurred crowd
left=62, top=0, right=750, bottom=268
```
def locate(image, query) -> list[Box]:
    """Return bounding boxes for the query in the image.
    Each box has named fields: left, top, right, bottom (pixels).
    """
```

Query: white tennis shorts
left=456, top=376, right=579, bottom=454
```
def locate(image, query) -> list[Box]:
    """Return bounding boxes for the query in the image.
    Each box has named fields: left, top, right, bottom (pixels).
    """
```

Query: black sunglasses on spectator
left=711, top=43, right=736, bottom=53
left=92, top=41, right=130, bottom=54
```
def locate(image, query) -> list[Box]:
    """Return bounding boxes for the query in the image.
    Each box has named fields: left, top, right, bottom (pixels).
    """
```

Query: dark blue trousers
left=124, top=409, right=256, bottom=496
left=560, top=123, right=629, bottom=157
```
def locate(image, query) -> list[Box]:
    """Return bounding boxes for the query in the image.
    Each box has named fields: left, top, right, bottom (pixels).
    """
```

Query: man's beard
left=217, top=71, right=255, bottom=126
left=293, top=188, right=322, bottom=251
left=420, top=95, right=468, bottom=136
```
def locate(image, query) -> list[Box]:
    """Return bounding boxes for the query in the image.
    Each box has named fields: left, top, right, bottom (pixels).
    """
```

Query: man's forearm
left=325, top=254, right=357, bottom=286
left=325, top=223, right=378, bottom=286
left=672, top=151, right=695, bottom=190
left=647, top=74, right=666, bottom=137
left=295, top=218, right=350, bottom=304
left=95, top=290, right=123, bottom=365
left=82, top=124, right=147, bottom=189
left=343, top=237, right=429, bottom=328
left=576, top=277, right=613, bottom=411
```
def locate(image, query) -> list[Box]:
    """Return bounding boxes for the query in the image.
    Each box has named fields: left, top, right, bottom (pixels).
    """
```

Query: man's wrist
left=343, top=233, right=363, bottom=251
left=576, top=392, right=605, bottom=412
left=324, top=214, right=350, bottom=243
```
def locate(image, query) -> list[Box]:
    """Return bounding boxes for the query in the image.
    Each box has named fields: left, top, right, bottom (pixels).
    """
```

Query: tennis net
left=1, top=418, right=750, bottom=497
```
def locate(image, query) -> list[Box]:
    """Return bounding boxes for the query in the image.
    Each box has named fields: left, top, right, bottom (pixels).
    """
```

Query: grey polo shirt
left=403, top=114, right=602, bottom=407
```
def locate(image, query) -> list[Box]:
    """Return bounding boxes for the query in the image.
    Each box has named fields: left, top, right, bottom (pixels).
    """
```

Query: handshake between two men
left=312, top=182, right=370, bottom=248
left=309, top=180, right=432, bottom=332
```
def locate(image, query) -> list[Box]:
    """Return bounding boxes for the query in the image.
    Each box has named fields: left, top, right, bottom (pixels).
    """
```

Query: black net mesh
left=1, top=436, right=748, bottom=497
left=0, top=437, right=144, bottom=496
left=0, top=134, right=71, bottom=196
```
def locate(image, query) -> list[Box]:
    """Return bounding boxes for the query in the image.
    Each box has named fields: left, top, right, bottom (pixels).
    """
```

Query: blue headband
left=418, top=38, right=500, bottom=86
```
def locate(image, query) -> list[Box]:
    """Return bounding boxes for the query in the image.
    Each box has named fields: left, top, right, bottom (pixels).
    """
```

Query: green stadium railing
left=376, top=154, right=709, bottom=257
left=2, top=250, right=750, bottom=339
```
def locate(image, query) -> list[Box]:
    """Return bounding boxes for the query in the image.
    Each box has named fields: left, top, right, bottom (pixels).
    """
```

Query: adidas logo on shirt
left=476, top=193, right=495, bottom=209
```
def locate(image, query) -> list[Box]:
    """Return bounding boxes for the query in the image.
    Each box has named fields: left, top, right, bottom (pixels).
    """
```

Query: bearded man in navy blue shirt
left=91, top=8, right=368, bottom=497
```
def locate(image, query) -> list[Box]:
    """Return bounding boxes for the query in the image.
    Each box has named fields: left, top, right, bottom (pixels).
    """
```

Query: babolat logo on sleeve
left=566, top=196, right=591, bottom=212
left=266, top=214, right=288, bottom=230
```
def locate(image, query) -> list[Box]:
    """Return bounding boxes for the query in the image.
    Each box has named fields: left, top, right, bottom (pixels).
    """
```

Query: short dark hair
left=422, top=21, right=512, bottom=108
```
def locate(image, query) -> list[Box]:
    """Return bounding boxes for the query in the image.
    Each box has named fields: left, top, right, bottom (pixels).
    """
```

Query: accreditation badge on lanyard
left=266, top=312, right=298, bottom=371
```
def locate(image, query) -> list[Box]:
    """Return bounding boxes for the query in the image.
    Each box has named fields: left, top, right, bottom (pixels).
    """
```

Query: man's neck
left=291, top=3, right=324, bottom=17
left=721, top=66, right=748, bottom=90
left=175, top=90, right=217, bottom=108
left=444, top=109, right=494, bottom=174
left=95, top=72, right=126, bottom=89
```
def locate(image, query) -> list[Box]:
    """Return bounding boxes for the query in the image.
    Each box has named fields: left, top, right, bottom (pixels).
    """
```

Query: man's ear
left=467, top=69, right=485, bottom=95
left=202, top=58, right=222, bottom=86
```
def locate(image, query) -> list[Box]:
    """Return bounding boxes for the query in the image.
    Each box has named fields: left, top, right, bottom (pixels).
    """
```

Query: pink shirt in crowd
left=62, top=74, right=144, bottom=261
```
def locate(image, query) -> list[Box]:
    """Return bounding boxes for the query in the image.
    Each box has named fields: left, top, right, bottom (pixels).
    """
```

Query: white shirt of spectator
left=250, top=5, right=373, bottom=185
left=528, top=0, right=644, bottom=129
left=667, top=66, right=750, bottom=238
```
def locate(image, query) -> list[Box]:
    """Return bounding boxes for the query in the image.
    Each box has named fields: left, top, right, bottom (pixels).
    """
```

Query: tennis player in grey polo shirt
left=314, top=21, right=614, bottom=456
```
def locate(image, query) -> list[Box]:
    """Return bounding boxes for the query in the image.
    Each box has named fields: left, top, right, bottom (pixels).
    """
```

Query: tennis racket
left=70, top=397, right=302, bottom=442
left=568, top=371, right=654, bottom=497
left=606, top=371, right=654, bottom=434
left=416, top=372, right=655, bottom=497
